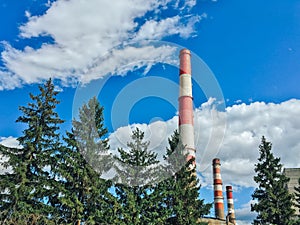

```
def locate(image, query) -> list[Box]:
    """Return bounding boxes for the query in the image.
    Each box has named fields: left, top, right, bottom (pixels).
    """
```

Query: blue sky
left=1, top=0, right=300, bottom=224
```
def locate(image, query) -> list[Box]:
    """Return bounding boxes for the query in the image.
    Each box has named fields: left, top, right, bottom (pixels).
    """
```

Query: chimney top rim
left=213, top=158, right=221, bottom=164
left=179, top=48, right=191, bottom=56
left=226, top=185, right=233, bottom=190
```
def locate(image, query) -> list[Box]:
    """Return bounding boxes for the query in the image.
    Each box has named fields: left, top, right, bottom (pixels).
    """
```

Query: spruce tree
left=72, top=97, right=111, bottom=173
left=59, top=97, right=118, bottom=224
left=295, top=178, right=300, bottom=209
left=114, top=127, right=161, bottom=225
left=159, top=130, right=211, bottom=225
left=251, top=136, right=295, bottom=225
left=295, top=178, right=300, bottom=224
left=0, top=79, right=63, bottom=223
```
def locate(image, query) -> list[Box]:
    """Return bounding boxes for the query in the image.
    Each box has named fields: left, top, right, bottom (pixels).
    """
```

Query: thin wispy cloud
left=0, top=0, right=200, bottom=90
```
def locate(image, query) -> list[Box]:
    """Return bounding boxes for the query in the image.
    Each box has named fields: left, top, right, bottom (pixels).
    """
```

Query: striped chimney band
left=213, top=158, right=225, bottom=219
left=178, top=49, right=196, bottom=163
left=226, top=186, right=236, bottom=224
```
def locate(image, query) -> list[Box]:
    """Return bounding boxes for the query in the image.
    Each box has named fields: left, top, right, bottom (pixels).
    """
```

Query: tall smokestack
left=178, top=49, right=196, bottom=163
left=213, top=158, right=225, bottom=219
left=226, top=186, right=236, bottom=224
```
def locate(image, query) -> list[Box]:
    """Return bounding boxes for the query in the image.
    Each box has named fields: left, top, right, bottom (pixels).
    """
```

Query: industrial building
left=284, top=168, right=300, bottom=218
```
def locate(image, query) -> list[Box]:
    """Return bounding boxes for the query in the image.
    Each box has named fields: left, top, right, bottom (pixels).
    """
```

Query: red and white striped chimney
left=213, top=158, right=225, bottom=219
left=178, top=49, right=196, bottom=164
left=226, top=186, right=236, bottom=224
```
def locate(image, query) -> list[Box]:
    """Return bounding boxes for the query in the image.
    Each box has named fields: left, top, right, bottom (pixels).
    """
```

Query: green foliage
left=0, top=82, right=212, bottom=224
left=295, top=178, right=300, bottom=209
left=59, top=96, right=118, bottom=224
left=0, top=79, right=64, bottom=223
left=0, top=212, right=56, bottom=225
left=114, top=127, right=160, bottom=186
left=294, top=178, right=300, bottom=225
left=114, top=127, right=161, bottom=225
left=251, top=136, right=295, bottom=225
left=160, top=130, right=211, bottom=225
left=72, top=97, right=111, bottom=173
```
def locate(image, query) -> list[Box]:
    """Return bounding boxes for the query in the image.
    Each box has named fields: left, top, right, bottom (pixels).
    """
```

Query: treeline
left=0, top=79, right=211, bottom=225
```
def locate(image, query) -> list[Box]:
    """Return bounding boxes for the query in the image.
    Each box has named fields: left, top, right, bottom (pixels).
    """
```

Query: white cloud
left=0, top=136, right=21, bottom=149
left=54, top=85, right=63, bottom=92
left=25, top=10, right=31, bottom=18
left=0, top=70, right=21, bottom=90
left=174, top=0, right=197, bottom=10
left=0, top=137, right=20, bottom=174
left=133, top=15, right=201, bottom=41
left=0, top=0, right=200, bottom=90
left=235, top=200, right=257, bottom=225
left=108, top=98, right=300, bottom=188
left=184, top=0, right=197, bottom=8
left=109, top=119, right=177, bottom=162
left=81, top=45, right=177, bottom=83
left=236, top=221, right=252, bottom=225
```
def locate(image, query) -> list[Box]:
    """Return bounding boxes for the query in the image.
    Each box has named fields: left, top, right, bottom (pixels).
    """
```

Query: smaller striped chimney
left=226, top=186, right=236, bottom=224
left=213, top=158, right=225, bottom=220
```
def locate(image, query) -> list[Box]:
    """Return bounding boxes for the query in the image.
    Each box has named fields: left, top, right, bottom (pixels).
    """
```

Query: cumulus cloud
left=216, top=99, right=300, bottom=184
left=0, top=0, right=201, bottom=90
left=194, top=99, right=300, bottom=188
left=108, top=98, right=300, bottom=188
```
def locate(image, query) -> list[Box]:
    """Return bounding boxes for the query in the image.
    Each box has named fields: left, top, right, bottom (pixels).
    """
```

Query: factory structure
left=284, top=168, right=300, bottom=218
left=178, top=49, right=236, bottom=225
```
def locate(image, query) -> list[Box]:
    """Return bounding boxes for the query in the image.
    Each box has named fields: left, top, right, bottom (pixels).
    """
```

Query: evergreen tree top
left=252, top=136, right=296, bottom=225
left=72, top=96, right=110, bottom=174
left=114, top=127, right=160, bottom=187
